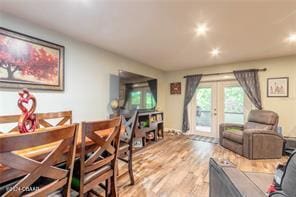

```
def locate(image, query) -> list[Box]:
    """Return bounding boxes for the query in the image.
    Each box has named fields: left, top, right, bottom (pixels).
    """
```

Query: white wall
left=164, top=56, right=296, bottom=137
left=0, top=13, right=165, bottom=129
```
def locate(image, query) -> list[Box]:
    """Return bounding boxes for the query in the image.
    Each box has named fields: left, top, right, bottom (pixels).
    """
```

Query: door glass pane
left=196, top=87, right=212, bottom=132
left=224, top=86, right=244, bottom=124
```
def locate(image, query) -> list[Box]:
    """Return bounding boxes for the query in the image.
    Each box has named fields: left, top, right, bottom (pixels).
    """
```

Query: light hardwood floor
left=117, top=134, right=287, bottom=197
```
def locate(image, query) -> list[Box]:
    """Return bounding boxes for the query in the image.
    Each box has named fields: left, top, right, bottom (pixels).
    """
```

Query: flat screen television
left=119, top=70, right=157, bottom=112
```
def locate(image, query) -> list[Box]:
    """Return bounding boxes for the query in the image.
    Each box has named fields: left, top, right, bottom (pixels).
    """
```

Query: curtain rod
left=183, top=68, right=267, bottom=78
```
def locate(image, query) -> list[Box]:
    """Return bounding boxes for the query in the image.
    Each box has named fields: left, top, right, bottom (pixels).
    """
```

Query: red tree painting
left=0, top=35, right=58, bottom=83
left=0, top=28, right=64, bottom=90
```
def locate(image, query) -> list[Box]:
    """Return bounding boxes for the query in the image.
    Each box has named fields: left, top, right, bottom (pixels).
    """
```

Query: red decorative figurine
left=18, top=89, right=37, bottom=133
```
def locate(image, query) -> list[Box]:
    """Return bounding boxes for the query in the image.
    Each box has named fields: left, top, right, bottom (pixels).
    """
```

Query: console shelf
left=134, top=111, right=164, bottom=148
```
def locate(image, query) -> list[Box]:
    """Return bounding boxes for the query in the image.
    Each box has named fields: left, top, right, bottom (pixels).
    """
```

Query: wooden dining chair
left=118, top=110, right=138, bottom=185
left=37, top=111, right=72, bottom=128
left=0, top=111, right=72, bottom=133
left=79, top=117, right=122, bottom=197
left=0, top=124, right=78, bottom=197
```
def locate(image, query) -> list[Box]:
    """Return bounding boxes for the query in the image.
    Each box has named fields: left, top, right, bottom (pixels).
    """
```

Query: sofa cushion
left=244, top=122, right=273, bottom=130
left=223, top=130, right=243, bottom=144
left=244, top=172, right=274, bottom=193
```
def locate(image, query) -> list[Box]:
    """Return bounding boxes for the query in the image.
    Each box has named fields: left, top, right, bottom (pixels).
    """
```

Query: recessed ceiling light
left=210, top=48, right=221, bottom=57
left=287, top=33, right=296, bottom=43
left=195, top=23, right=209, bottom=36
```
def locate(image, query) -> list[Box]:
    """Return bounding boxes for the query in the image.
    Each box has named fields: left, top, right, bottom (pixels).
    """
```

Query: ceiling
left=1, top=0, right=296, bottom=71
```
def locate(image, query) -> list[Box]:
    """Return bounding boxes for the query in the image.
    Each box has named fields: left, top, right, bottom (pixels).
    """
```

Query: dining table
left=0, top=125, right=125, bottom=185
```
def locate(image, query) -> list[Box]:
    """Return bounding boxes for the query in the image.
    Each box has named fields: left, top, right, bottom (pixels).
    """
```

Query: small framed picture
left=170, top=82, right=181, bottom=94
left=267, top=77, right=289, bottom=97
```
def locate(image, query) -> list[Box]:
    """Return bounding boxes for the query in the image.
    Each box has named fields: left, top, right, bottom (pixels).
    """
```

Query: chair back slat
left=25, top=177, right=67, bottom=197
left=121, top=111, right=138, bottom=144
left=0, top=115, right=19, bottom=124
left=0, top=111, right=72, bottom=133
left=0, top=126, right=74, bottom=152
left=38, top=119, right=53, bottom=128
left=37, top=111, right=72, bottom=128
left=80, top=117, right=122, bottom=194
left=0, top=124, right=78, bottom=197
left=83, top=119, right=120, bottom=136
left=84, top=155, right=114, bottom=173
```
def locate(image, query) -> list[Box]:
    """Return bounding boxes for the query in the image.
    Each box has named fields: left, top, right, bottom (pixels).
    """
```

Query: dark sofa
left=209, top=158, right=268, bottom=197
left=209, top=151, right=296, bottom=197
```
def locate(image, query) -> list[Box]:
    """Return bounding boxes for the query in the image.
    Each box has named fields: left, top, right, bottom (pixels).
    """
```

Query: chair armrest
left=219, top=123, right=244, bottom=144
left=243, top=130, right=284, bottom=159
left=244, top=129, right=283, bottom=140
left=269, top=191, right=289, bottom=197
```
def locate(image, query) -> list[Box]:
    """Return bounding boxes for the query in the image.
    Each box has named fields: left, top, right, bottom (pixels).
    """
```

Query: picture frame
left=0, top=27, right=64, bottom=91
left=170, top=82, right=181, bottom=94
left=267, top=77, right=289, bottom=97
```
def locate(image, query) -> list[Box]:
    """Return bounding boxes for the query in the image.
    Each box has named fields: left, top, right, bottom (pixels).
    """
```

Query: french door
left=190, top=82, right=217, bottom=137
left=190, top=81, right=251, bottom=138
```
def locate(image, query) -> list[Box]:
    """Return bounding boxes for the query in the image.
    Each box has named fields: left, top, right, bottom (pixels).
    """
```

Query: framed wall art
left=267, top=77, right=289, bottom=97
left=0, top=27, right=64, bottom=91
left=170, top=82, right=181, bottom=95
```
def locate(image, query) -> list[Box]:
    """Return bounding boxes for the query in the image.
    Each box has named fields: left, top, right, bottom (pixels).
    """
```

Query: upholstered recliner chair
left=219, top=110, right=284, bottom=159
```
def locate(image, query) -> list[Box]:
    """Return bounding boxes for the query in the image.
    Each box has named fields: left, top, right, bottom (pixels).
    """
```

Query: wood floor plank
left=116, top=134, right=287, bottom=196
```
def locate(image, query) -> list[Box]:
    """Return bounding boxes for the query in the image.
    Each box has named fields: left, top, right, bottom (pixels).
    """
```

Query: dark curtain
left=182, top=75, right=202, bottom=132
left=147, top=79, right=157, bottom=104
left=233, top=69, right=263, bottom=110
left=123, top=83, right=133, bottom=108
